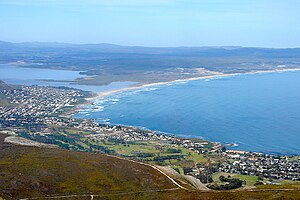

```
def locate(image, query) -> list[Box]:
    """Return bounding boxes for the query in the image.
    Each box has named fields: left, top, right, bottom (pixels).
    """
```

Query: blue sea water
left=75, top=71, right=300, bottom=155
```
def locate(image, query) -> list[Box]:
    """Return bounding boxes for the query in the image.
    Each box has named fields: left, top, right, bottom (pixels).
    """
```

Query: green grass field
left=212, top=172, right=259, bottom=186
left=212, top=172, right=300, bottom=189
left=93, top=140, right=208, bottom=167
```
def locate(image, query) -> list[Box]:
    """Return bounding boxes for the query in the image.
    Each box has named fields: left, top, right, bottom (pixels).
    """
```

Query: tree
left=207, top=176, right=213, bottom=183
left=183, top=167, right=193, bottom=174
left=221, top=146, right=226, bottom=152
left=254, top=181, right=264, bottom=186
left=258, top=175, right=264, bottom=181
left=219, top=175, right=226, bottom=182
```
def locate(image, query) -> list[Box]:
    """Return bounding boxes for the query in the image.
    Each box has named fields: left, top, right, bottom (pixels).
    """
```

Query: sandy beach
left=86, top=68, right=300, bottom=101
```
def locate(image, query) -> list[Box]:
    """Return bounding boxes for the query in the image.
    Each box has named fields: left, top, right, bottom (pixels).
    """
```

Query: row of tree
left=207, top=175, right=244, bottom=190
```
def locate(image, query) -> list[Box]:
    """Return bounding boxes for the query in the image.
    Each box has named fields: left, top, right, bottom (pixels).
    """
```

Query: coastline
left=86, top=68, right=300, bottom=101
left=76, top=67, right=300, bottom=156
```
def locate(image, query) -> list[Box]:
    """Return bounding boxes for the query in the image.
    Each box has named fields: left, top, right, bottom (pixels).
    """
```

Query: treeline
left=153, top=154, right=184, bottom=162
left=166, top=148, right=182, bottom=153
left=132, top=152, right=155, bottom=158
left=207, top=175, right=244, bottom=190
left=18, top=132, right=114, bottom=154
left=19, top=131, right=85, bottom=150
left=88, top=143, right=115, bottom=154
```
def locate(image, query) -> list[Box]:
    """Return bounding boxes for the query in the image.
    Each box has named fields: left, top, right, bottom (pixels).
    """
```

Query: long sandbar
left=86, top=68, right=300, bottom=101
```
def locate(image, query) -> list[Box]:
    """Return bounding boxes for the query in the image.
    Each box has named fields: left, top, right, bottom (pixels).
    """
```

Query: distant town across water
left=0, top=64, right=135, bottom=93
left=1, top=63, right=300, bottom=155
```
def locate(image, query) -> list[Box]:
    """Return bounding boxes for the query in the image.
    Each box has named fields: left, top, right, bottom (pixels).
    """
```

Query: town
left=0, top=85, right=83, bottom=118
left=219, top=150, right=300, bottom=181
left=1, top=82, right=300, bottom=189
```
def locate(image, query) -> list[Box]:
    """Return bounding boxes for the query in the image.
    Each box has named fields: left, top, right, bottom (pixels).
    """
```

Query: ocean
left=75, top=70, right=300, bottom=155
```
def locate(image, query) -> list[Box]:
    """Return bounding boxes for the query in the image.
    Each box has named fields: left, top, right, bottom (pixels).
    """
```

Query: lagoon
left=0, top=64, right=135, bottom=92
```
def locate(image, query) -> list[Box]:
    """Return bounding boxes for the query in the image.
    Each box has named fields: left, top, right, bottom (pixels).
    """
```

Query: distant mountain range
left=1, top=40, right=299, bottom=53
left=1, top=40, right=300, bottom=85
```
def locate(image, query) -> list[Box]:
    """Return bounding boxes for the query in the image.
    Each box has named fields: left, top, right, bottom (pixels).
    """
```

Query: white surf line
left=86, top=68, right=300, bottom=101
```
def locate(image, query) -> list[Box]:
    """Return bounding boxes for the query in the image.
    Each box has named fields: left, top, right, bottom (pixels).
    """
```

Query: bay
left=75, top=71, right=300, bottom=155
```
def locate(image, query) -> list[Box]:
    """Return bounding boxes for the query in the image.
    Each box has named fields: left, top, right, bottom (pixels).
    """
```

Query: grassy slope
left=0, top=93, right=13, bottom=107
left=0, top=134, right=175, bottom=199
left=1, top=133, right=300, bottom=200
left=100, top=141, right=207, bottom=164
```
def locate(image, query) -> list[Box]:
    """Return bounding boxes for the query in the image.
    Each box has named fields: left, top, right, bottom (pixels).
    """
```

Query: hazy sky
left=0, top=0, right=300, bottom=47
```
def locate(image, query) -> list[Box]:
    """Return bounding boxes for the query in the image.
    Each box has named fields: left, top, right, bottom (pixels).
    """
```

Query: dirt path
left=156, top=166, right=209, bottom=190
left=19, top=154, right=300, bottom=200
left=20, top=188, right=181, bottom=200
left=19, top=187, right=300, bottom=200
left=104, top=154, right=188, bottom=190
left=18, top=154, right=187, bottom=200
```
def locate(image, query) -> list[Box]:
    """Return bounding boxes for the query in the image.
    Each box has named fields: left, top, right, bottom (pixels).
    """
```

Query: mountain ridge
left=1, top=40, right=300, bottom=50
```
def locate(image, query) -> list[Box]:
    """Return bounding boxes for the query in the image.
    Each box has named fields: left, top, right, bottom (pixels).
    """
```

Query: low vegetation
left=212, top=172, right=259, bottom=187
left=16, top=125, right=217, bottom=173
left=139, top=189, right=300, bottom=200
left=207, top=175, right=244, bottom=190
left=0, top=133, right=175, bottom=199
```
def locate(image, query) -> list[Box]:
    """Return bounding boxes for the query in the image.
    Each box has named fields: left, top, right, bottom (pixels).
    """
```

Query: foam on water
left=75, top=71, right=300, bottom=155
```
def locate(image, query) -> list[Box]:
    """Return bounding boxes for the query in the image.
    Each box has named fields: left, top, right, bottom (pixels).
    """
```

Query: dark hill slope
left=0, top=80, right=12, bottom=91
left=1, top=134, right=300, bottom=200
left=0, top=134, right=175, bottom=199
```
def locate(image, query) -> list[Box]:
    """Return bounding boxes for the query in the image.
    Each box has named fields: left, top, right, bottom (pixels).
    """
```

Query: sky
left=0, top=0, right=300, bottom=47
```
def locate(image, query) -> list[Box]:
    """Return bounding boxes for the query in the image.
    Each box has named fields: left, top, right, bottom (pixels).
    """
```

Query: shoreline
left=76, top=67, right=300, bottom=156
left=86, top=68, right=300, bottom=101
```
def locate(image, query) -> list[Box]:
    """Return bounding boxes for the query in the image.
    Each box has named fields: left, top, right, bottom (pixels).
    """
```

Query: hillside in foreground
left=2, top=133, right=300, bottom=200
left=0, top=133, right=176, bottom=199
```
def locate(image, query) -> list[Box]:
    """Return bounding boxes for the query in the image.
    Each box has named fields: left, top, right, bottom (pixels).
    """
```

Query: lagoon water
left=75, top=71, right=300, bottom=155
left=0, top=64, right=135, bottom=92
